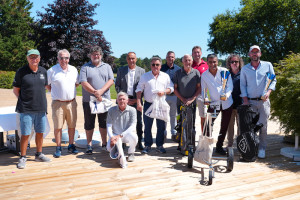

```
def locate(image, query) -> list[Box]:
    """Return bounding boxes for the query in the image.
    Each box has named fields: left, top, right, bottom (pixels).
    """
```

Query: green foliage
left=0, top=71, right=15, bottom=89
left=31, top=0, right=113, bottom=69
left=0, top=0, right=35, bottom=71
left=208, top=0, right=300, bottom=63
left=270, top=53, right=300, bottom=136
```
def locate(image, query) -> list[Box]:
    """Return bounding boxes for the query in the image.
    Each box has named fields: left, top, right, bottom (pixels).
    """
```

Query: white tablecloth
left=0, top=106, right=50, bottom=140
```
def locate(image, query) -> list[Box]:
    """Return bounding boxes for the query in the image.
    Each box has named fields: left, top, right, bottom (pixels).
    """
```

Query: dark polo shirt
left=13, top=65, right=48, bottom=113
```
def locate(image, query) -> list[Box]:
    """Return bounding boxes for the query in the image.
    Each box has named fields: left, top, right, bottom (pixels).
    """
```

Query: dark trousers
left=143, top=101, right=166, bottom=147
left=130, top=103, right=143, bottom=142
left=209, top=105, right=233, bottom=148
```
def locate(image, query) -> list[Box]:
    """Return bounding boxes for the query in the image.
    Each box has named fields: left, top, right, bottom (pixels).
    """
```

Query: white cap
left=249, top=45, right=261, bottom=53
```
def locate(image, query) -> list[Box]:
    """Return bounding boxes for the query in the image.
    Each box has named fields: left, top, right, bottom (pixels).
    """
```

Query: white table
left=0, top=106, right=20, bottom=153
left=0, top=106, right=50, bottom=154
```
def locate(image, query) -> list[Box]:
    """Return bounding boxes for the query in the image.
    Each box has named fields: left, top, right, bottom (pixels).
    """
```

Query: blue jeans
left=20, top=112, right=46, bottom=135
left=143, top=101, right=166, bottom=147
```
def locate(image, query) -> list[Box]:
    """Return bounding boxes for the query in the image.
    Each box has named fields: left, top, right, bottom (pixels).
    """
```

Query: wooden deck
left=0, top=88, right=299, bottom=199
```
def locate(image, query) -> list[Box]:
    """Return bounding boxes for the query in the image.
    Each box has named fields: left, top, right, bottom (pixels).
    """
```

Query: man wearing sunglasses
left=136, top=57, right=174, bottom=154
left=46, top=49, right=79, bottom=158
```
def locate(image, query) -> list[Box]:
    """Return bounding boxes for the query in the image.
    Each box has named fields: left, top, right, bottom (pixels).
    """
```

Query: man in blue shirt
left=240, top=45, right=276, bottom=159
left=161, top=51, right=181, bottom=141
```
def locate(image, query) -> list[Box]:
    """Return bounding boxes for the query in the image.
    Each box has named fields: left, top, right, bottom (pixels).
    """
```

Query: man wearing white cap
left=13, top=49, right=51, bottom=169
left=240, top=45, right=277, bottom=158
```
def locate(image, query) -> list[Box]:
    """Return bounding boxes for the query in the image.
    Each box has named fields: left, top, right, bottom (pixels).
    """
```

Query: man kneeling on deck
left=106, top=92, right=138, bottom=168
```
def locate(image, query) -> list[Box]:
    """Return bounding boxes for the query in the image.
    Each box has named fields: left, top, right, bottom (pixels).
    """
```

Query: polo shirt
left=173, top=68, right=201, bottom=99
left=135, top=71, right=174, bottom=103
left=47, top=64, right=78, bottom=101
left=79, top=61, right=114, bottom=102
left=13, top=65, right=48, bottom=113
left=106, top=105, right=137, bottom=137
left=192, top=59, right=208, bottom=75
left=161, top=63, right=181, bottom=83
left=240, top=61, right=276, bottom=98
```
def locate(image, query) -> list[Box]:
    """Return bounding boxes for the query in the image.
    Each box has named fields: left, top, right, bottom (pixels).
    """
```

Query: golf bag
left=237, top=104, right=263, bottom=162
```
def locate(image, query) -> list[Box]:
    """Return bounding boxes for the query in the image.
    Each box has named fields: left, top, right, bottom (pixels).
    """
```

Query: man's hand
left=262, top=90, right=271, bottom=102
left=185, top=98, right=194, bottom=106
left=137, top=103, right=143, bottom=112
left=110, top=135, right=121, bottom=148
left=242, top=97, right=250, bottom=105
left=128, top=98, right=137, bottom=105
left=94, top=89, right=103, bottom=101
left=157, top=91, right=165, bottom=97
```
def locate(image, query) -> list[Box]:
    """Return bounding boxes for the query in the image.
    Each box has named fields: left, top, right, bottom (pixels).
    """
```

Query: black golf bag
left=237, top=104, right=263, bottom=162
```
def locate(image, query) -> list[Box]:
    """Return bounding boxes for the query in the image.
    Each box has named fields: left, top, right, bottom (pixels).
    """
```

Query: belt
left=56, top=98, right=75, bottom=102
left=248, top=97, right=261, bottom=101
left=128, top=95, right=134, bottom=99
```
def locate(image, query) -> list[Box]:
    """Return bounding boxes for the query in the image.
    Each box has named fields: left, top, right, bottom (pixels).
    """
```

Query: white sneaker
left=258, top=149, right=265, bottom=159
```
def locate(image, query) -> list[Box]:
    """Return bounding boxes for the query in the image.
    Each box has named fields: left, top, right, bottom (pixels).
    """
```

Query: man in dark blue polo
left=161, top=51, right=181, bottom=141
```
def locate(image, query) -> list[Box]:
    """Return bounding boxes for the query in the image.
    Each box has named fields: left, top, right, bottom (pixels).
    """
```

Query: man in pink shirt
left=192, top=46, right=208, bottom=132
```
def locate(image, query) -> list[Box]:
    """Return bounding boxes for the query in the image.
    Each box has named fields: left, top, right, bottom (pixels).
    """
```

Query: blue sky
left=30, top=0, right=241, bottom=59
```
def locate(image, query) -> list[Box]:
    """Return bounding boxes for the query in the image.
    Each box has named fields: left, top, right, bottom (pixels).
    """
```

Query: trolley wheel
left=227, top=147, right=234, bottom=172
left=208, top=170, right=213, bottom=185
left=187, top=147, right=194, bottom=168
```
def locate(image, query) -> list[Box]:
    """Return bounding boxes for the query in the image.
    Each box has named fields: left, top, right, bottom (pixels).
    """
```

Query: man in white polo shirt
left=47, top=49, right=79, bottom=158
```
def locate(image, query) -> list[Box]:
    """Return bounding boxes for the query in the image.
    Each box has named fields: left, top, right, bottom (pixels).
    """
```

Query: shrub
left=0, top=71, right=15, bottom=89
left=270, top=53, right=300, bottom=136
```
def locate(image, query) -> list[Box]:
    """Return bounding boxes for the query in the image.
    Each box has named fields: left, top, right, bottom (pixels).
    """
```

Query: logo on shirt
left=40, top=74, right=45, bottom=80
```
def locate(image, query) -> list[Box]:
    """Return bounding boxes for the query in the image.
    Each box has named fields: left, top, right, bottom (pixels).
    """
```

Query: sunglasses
left=60, top=57, right=70, bottom=60
left=151, top=63, right=160, bottom=67
left=230, top=61, right=239, bottom=64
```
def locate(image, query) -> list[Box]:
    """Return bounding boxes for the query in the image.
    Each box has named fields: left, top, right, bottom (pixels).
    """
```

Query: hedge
left=0, top=71, right=15, bottom=89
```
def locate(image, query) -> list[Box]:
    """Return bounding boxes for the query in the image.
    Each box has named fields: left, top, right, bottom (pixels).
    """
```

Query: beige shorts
left=197, top=99, right=205, bottom=118
left=52, top=99, right=77, bottom=129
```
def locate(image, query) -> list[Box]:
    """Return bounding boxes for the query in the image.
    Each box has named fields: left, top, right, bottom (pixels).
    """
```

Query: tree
left=208, top=0, right=300, bottom=63
left=270, top=53, right=300, bottom=136
left=0, top=0, right=35, bottom=71
left=31, top=0, right=113, bottom=69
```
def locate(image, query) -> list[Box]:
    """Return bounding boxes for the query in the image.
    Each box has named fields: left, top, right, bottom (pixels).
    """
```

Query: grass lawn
left=76, top=84, right=117, bottom=99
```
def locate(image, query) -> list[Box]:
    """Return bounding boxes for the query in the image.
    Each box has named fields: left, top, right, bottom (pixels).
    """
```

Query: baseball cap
left=249, top=45, right=261, bottom=53
left=27, top=49, right=40, bottom=56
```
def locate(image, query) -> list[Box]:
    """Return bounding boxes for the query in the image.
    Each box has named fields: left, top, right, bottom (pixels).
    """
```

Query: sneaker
left=156, top=146, right=166, bottom=154
left=35, top=153, right=51, bottom=162
left=127, top=153, right=135, bottom=162
left=258, top=149, right=266, bottom=159
left=68, top=144, right=79, bottom=154
left=142, top=146, right=151, bottom=154
left=216, top=146, right=227, bottom=155
left=137, top=141, right=144, bottom=150
left=85, top=145, right=93, bottom=155
left=17, top=157, right=27, bottom=169
left=53, top=146, right=62, bottom=158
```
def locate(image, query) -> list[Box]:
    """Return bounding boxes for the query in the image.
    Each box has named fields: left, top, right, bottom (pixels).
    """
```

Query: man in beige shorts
left=47, top=49, right=79, bottom=158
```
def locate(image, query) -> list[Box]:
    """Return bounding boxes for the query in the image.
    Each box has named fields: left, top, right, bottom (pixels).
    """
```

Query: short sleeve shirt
left=79, top=61, right=114, bottom=102
left=13, top=65, right=48, bottom=113
left=47, top=64, right=78, bottom=101
left=173, top=68, right=201, bottom=99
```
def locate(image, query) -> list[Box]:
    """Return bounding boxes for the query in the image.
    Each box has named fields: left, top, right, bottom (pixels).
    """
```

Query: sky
left=29, top=0, right=242, bottom=59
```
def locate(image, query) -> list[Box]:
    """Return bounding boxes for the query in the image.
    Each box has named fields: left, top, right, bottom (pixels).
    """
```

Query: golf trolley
left=194, top=101, right=234, bottom=185
left=175, top=103, right=196, bottom=168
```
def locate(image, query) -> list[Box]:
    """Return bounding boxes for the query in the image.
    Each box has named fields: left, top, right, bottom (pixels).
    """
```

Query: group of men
left=12, top=44, right=276, bottom=169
